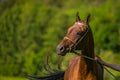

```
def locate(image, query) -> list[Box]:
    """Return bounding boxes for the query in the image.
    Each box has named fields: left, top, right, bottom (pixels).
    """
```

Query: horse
left=56, top=12, right=104, bottom=80
left=26, top=12, right=120, bottom=80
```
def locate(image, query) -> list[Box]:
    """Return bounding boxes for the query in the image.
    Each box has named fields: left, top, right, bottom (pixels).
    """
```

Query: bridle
left=64, top=23, right=89, bottom=51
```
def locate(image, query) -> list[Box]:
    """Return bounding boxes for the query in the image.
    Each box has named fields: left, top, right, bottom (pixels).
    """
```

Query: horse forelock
left=75, top=22, right=88, bottom=28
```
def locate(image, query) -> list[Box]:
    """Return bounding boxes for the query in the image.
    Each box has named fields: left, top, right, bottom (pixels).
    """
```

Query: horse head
left=56, top=12, right=91, bottom=56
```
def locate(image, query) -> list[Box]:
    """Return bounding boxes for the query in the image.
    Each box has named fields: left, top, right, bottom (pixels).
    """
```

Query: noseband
left=64, top=37, right=76, bottom=44
left=64, top=23, right=89, bottom=51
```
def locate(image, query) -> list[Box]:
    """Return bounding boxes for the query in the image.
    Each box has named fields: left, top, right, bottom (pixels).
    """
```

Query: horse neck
left=64, top=29, right=97, bottom=80
left=79, top=28, right=96, bottom=77
left=81, top=28, right=94, bottom=58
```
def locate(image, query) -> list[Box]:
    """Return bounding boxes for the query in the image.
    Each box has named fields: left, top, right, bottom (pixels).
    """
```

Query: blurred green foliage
left=0, top=76, right=27, bottom=80
left=0, top=0, right=120, bottom=79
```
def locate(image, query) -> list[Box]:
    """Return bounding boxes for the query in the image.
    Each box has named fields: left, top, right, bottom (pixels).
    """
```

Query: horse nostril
left=57, top=46, right=65, bottom=54
left=57, top=45, right=66, bottom=54
left=60, top=46, right=64, bottom=51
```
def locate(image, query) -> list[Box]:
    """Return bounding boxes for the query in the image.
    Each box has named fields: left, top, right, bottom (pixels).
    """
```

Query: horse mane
left=25, top=71, right=64, bottom=80
left=25, top=56, right=65, bottom=80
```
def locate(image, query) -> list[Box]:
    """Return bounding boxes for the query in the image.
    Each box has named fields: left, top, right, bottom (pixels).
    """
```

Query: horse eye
left=76, top=32, right=81, bottom=35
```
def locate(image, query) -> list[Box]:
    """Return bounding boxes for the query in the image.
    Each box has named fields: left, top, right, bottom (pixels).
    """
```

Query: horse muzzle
left=56, top=45, right=67, bottom=56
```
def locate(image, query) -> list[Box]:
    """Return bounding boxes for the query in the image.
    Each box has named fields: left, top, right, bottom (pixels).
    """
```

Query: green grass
left=0, top=76, right=27, bottom=80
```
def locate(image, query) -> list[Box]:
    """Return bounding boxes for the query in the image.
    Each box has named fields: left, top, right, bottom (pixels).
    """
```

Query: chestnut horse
left=56, top=12, right=103, bottom=80
left=26, top=12, right=120, bottom=80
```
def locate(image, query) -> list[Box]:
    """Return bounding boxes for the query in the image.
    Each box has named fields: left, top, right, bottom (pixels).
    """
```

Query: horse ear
left=86, top=14, right=91, bottom=24
left=76, top=12, right=81, bottom=22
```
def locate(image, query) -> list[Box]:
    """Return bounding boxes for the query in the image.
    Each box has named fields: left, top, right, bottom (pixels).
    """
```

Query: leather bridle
left=64, top=25, right=89, bottom=51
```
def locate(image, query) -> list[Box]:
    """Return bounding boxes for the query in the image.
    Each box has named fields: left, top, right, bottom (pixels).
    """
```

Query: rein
left=73, top=51, right=94, bottom=61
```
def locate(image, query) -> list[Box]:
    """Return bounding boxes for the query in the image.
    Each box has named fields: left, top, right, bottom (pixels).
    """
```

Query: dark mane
left=25, top=71, right=64, bottom=80
left=25, top=56, right=64, bottom=80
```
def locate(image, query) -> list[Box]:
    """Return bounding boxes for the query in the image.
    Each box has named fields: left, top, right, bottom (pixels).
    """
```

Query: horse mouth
left=58, top=52, right=67, bottom=56
left=57, top=47, right=74, bottom=56
left=57, top=50, right=68, bottom=56
left=56, top=44, right=75, bottom=56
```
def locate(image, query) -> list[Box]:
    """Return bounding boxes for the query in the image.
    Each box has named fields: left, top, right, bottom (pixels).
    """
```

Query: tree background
left=0, top=0, right=120, bottom=80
